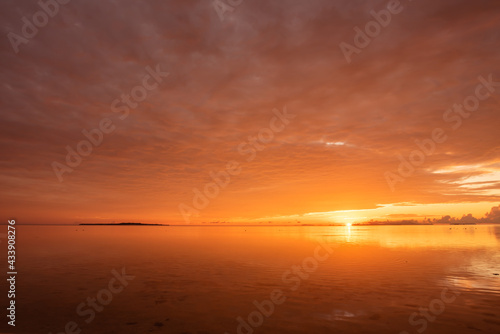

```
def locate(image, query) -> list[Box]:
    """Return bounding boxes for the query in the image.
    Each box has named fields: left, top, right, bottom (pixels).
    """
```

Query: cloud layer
left=0, top=0, right=499, bottom=224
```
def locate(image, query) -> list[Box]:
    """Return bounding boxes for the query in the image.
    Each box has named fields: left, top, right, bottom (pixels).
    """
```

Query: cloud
left=0, top=0, right=499, bottom=223
left=484, top=205, right=500, bottom=223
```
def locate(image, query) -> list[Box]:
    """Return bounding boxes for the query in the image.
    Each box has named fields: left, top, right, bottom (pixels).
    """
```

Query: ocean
left=3, top=225, right=500, bottom=334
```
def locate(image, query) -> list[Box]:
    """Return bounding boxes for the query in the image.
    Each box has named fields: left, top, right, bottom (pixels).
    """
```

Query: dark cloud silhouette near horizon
left=424, top=205, right=500, bottom=225
left=1, top=0, right=499, bottom=224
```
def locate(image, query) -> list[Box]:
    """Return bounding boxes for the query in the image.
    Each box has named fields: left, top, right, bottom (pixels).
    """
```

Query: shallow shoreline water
left=2, top=225, right=499, bottom=334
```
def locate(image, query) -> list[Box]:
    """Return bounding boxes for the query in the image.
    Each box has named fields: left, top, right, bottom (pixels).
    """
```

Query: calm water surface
left=4, top=225, right=500, bottom=334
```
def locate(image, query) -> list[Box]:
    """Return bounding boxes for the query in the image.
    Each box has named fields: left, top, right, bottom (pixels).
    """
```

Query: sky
left=0, top=0, right=499, bottom=225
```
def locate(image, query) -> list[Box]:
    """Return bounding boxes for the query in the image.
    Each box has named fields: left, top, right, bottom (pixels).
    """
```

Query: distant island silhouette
left=79, top=222, right=168, bottom=226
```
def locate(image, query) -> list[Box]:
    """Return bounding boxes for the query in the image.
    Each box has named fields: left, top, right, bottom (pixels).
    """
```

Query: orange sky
left=0, top=0, right=499, bottom=225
